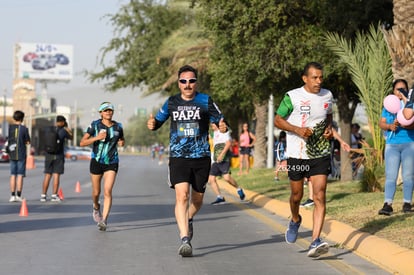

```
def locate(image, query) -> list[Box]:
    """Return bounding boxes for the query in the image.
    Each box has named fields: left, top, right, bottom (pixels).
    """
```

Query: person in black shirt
left=41, top=115, right=73, bottom=202
left=7, top=110, right=30, bottom=202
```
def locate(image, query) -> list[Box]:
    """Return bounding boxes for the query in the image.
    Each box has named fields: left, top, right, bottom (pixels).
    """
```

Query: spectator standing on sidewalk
left=41, top=115, right=73, bottom=202
left=274, top=62, right=333, bottom=257
left=147, top=65, right=227, bottom=257
left=80, top=102, right=125, bottom=231
left=209, top=123, right=245, bottom=205
left=238, top=122, right=256, bottom=175
left=7, top=110, right=31, bottom=202
left=274, top=131, right=287, bottom=181
left=379, top=79, right=414, bottom=215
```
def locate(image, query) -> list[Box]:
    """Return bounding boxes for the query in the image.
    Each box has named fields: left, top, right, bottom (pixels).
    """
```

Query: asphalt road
left=0, top=155, right=390, bottom=275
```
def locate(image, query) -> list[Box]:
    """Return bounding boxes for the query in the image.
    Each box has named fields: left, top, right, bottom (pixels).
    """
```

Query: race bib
left=178, top=122, right=199, bottom=137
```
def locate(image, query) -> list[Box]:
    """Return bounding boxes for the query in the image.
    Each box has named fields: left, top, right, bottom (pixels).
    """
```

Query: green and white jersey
left=212, top=130, right=232, bottom=162
left=276, top=86, right=333, bottom=159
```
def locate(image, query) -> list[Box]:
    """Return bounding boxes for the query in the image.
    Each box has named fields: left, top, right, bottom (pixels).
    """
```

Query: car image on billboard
left=31, top=54, right=58, bottom=70
left=16, top=42, right=73, bottom=81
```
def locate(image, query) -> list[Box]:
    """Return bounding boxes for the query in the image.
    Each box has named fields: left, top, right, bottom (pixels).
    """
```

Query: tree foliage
left=89, top=0, right=393, bottom=173
left=124, top=106, right=170, bottom=147
left=87, top=0, right=189, bottom=93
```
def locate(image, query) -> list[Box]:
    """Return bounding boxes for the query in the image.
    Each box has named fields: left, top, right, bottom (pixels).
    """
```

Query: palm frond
left=323, top=24, right=392, bottom=164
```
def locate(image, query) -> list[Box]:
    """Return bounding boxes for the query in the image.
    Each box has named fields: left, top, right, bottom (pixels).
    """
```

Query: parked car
left=65, top=146, right=92, bottom=161
left=23, top=52, right=38, bottom=62
left=31, top=54, right=57, bottom=70
left=54, top=53, right=69, bottom=65
left=0, top=144, right=10, bottom=163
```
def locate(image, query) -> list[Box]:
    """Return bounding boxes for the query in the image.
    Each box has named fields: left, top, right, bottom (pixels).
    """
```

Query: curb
left=217, top=180, right=414, bottom=274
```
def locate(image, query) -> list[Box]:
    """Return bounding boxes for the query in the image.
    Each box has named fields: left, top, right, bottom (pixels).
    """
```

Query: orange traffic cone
left=19, top=199, right=29, bottom=217
left=58, top=187, right=64, bottom=200
left=75, top=181, right=81, bottom=193
left=26, top=155, right=36, bottom=169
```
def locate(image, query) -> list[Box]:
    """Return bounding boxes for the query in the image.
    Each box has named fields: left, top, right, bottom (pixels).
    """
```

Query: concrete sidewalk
left=218, top=181, right=414, bottom=274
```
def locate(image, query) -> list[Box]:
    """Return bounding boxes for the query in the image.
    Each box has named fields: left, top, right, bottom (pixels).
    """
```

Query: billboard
left=14, top=42, right=73, bottom=81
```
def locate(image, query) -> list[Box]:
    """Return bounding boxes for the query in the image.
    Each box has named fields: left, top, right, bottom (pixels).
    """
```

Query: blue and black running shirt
left=154, top=92, right=224, bottom=159
left=85, top=119, right=124, bottom=164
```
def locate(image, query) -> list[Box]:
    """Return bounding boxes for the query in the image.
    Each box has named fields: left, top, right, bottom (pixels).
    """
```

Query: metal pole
left=74, top=100, right=77, bottom=146
left=2, top=89, right=6, bottom=137
left=267, top=94, right=274, bottom=168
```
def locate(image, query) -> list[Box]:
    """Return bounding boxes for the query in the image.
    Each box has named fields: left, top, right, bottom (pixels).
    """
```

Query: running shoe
left=40, top=194, right=47, bottom=202
left=378, top=203, right=393, bottom=216
left=50, top=195, right=61, bottom=202
left=300, top=198, right=314, bottom=207
left=211, top=197, right=226, bottom=205
left=307, top=238, right=329, bottom=257
left=188, top=219, right=193, bottom=241
left=9, top=196, right=16, bottom=202
left=178, top=237, right=192, bottom=257
left=237, top=189, right=246, bottom=200
left=93, top=205, right=103, bottom=223
left=285, top=215, right=302, bottom=244
left=402, top=202, right=413, bottom=213
left=15, top=196, right=24, bottom=202
left=98, top=220, right=107, bottom=231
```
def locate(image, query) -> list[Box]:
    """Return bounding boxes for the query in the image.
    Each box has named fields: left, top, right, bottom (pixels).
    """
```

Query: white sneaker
left=9, top=196, right=16, bottom=202
left=40, top=194, right=47, bottom=202
left=50, top=195, right=61, bottom=202
left=15, top=196, right=24, bottom=202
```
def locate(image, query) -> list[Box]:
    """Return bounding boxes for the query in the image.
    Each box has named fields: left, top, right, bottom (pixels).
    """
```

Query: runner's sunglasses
left=178, top=78, right=197, bottom=84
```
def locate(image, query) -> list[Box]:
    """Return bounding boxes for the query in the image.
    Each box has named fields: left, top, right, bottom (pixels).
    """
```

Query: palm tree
left=382, top=0, right=414, bottom=85
left=324, top=25, right=393, bottom=191
left=325, top=25, right=393, bottom=164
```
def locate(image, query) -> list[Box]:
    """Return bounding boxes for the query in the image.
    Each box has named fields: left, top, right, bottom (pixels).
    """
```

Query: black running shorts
left=287, top=155, right=331, bottom=181
left=209, top=161, right=231, bottom=177
left=44, top=157, right=65, bottom=174
left=168, top=157, right=211, bottom=193
left=89, top=158, right=119, bottom=175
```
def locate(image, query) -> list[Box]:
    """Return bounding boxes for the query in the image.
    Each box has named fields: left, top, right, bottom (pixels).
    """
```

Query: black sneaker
left=211, top=197, right=226, bottom=205
left=237, top=189, right=245, bottom=200
left=403, top=202, right=413, bottom=213
left=300, top=198, right=314, bottom=207
left=178, top=237, right=192, bottom=257
left=378, top=203, right=393, bottom=216
left=188, top=219, right=193, bottom=241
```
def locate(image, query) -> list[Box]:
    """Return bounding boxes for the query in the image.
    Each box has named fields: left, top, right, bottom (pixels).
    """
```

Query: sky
left=0, top=0, right=166, bottom=128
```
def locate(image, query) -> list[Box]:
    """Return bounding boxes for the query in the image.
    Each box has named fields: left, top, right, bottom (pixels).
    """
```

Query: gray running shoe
left=98, top=220, right=107, bottom=231
left=178, top=237, right=192, bottom=257
left=307, top=238, right=329, bottom=257
left=93, top=205, right=103, bottom=223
